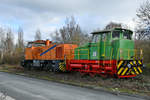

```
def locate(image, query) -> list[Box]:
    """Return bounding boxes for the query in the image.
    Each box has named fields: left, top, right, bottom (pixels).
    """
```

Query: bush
left=135, top=40, right=150, bottom=63
left=1, top=48, right=24, bottom=65
left=143, top=63, right=150, bottom=76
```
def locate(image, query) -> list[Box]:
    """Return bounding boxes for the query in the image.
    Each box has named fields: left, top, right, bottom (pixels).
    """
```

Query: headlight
left=127, top=64, right=131, bottom=68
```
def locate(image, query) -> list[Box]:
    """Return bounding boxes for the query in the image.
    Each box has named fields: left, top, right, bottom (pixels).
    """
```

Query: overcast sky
left=0, top=0, right=147, bottom=41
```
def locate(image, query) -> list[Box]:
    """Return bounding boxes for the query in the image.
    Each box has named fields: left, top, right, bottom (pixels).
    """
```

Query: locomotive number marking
left=93, top=51, right=97, bottom=57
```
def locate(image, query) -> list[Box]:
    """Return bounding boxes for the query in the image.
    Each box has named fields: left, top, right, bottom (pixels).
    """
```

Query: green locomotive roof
left=91, top=28, right=132, bottom=34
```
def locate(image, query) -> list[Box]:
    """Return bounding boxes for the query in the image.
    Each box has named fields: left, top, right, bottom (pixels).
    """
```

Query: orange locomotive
left=21, top=40, right=77, bottom=71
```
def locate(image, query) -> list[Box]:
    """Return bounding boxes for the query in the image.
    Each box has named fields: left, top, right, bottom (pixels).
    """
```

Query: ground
left=0, top=64, right=150, bottom=98
left=0, top=72, right=145, bottom=100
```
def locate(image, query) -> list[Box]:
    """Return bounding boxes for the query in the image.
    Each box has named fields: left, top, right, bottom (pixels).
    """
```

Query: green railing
left=74, top=49, right=90, bottom=60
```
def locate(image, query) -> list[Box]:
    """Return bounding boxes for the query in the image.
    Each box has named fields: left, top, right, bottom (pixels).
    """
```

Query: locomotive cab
left=111, top=28, right=143, bottom=77
left=27, top=40, right=50, bottom=48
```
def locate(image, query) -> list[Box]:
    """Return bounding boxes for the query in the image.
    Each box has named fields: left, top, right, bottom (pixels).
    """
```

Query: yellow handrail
left=128, top=49, right=130, bottom=60
left=110, top=48, right=113, bottom=66
left=64, top=47, right=143, bottom=61
left=74, top=54, right=88, bottom=55
left=88, top=49, right=90, bottom=60
left=78, top=49, right=80, bottom=60
left=117, top=48, right=143, bottom=61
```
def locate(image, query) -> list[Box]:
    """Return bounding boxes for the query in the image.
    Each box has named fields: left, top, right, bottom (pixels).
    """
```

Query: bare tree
left=35, top=29, right=41, bottom=40
left=134, top=1, right=150, bottom=64
left=0, top=27, right=5, bottom=63
left=0, top=27, right=25, bottom=64
left=135, top=0, right=150, bottom=40
left=17, top=27, right=24, bottom=49
left=4, top=28, right=14, bottom=54
left=1, top=28, right=15, bottom=64
left=52, top=30, right=61, bottom=43
left=52, top=16, right=90, bottom=45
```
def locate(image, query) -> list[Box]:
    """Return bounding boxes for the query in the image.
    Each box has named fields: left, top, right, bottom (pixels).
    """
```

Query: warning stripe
left=117, top=61, right=123, bottom=69
left=117, top=60, right=143, bottom=76
left=121, top=67, right=128, bottom=76
left=136, top=66, right=141, bottom=74
left=131, top=70, right=135, bottom=75
left=126, top=68, right=130, bottom=75
left=118, top=67, right=124, bottom=75
left=59, top=66, right=65, bottom=71
left=133, top=67, right=139, bottom=74
left=138, top=61, right=142, bottom=65
left=59, top=62, right=66, bottom=72
left=126, top=69, right=135, bottom=75
left=126, top=69, right=131, bottom=75
left=134, top=61, right=136, bottom=64
left=130, top=62, right=133, bottom=65
left=138, top=67, right=142, bottom=73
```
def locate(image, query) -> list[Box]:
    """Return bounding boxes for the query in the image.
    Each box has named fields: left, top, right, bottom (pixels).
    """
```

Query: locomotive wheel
left=99, top=73, right=108, bottom=78
left=45, top=64, right=51, bottom=71
left=89, top=73, right=96, bottom=77
left=51, top=64, right=57, bottom=72
left=80, top=71, right=87, bottom=76
left=40, top=66, right=44, bottom=71
left=26, top=63, right=31, bottom=70
left=23, top=64, right=28, bottom=70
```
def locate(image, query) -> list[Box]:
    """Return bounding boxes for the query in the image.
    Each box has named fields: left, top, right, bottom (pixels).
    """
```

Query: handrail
left=98, top=41, right=100, bottom=65
left=117, top=48, right=143, bottom=60
left=78, top=49, right=80, bottom=60
left=110, top=48, right=113, bottom=66
left=64, top=48, right=143, bottom=61
left=76, top=49, right=89, bottom=60
left=88, top=49, right=90, bottom=60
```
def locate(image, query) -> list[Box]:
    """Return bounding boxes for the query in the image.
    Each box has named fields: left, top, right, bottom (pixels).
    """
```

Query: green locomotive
left=69, top=28, right=143, bottom=78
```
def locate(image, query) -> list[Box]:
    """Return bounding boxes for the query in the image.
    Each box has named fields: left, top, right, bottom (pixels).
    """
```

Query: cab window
left=27, top=43, right=46, bottom=47
left=92, top=34, right=100, bottom=43
left=34, top=43, right=46, bottom=47
left=101, top=34, right=106, bottom=41
left=112, top=31, right=120, bottom=39
left=123, top=31, right=132, bottom=40
left=27, top=43, right=32, bottom=48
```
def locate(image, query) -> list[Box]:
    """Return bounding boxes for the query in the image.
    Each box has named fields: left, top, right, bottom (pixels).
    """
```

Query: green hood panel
left=112, top=39, right=134, bottom=60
